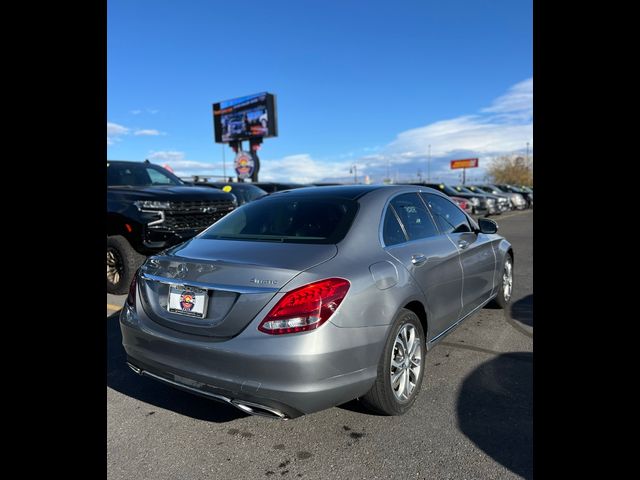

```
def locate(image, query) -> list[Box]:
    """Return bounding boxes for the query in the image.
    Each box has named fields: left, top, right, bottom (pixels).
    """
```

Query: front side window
left=389, top=193, right=438, bottom=241
left=421, top=193, right=471, bottom=234
left=146, top=167, right=175, bottom=185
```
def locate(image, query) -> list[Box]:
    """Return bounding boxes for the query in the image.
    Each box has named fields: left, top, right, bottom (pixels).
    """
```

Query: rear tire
left=107, top=235, right=145, bottom=295
left=361, top=308, right=425, bottom=416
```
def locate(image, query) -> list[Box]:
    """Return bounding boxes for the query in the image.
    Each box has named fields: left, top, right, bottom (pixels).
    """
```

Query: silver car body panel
left=121, top=185, right=512, bottom=417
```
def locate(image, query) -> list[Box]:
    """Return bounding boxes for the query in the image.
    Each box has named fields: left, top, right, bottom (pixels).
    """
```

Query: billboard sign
left=234, top=151, right=255, bottom=179
left=213, top=92, right=278, bottom=143
left=450, top=158, right=479, bottom=169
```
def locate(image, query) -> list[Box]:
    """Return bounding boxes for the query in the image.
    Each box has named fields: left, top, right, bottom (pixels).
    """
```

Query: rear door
left=382, top=193, right=463, bottom=339
left=421, top=193, right=496, bottom=317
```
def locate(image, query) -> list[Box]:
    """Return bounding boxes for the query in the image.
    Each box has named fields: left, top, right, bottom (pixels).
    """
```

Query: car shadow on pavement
left=107, top=312, right=246, bottom=423
left=510, top=294, right=533, bottom=327
left=457, top=352, right=532, bottom=480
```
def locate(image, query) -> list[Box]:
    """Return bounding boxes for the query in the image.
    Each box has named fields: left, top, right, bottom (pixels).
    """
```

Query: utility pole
left=427, top=144, right=431, bottom=181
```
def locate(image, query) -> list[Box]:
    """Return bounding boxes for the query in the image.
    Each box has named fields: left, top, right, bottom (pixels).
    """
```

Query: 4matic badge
left=250, top=278, right=278, bottom=285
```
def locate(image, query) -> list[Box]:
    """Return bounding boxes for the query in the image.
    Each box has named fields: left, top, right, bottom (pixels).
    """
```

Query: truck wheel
left=107, top=235, right=145, bottom=295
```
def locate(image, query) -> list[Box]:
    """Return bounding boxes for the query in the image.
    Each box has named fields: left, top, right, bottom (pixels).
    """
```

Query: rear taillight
left=125, top=271, right=138, bottom=308
left=258, top=278, right=350, bottom=335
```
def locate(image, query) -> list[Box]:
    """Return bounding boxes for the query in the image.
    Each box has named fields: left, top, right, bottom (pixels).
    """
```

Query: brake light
left=258, top=278, right=350, bottom=335
left=126, top=271, right=138, bottom=308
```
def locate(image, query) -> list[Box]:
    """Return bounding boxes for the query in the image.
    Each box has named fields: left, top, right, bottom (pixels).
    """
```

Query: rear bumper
left=119, top=305, right=386, bottom=417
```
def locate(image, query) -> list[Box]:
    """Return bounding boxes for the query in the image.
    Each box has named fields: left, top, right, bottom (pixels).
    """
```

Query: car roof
left=268, top=184, right=445, bottom=201
left=108, top=160, right=147, bottom=165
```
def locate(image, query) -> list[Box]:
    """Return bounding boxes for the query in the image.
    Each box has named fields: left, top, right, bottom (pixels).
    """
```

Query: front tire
left=107, top=235, right=145, bottom=295
left=361, top=308, right=425, bottom=416
left=494, top=254, right=514, bottom=309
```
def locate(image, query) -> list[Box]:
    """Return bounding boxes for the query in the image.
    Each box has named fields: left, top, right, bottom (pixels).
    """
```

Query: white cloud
left=482, top=78, right=533, bottom=120
left=146, top=151, right=222, bottom=177
left=259, top=154, right=357, bottom=184
left=107, top=122, right=129, bottom=146
left=147, top=150, right=186, bottom=162
left=147, top=109, right=159, bottom=114
left=134, top=129, right=163, bottom=136
left=106, top=122, right=166, bottom=146
left=130, top=110, right=142, bottom=115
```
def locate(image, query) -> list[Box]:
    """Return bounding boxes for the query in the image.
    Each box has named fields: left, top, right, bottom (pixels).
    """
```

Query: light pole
left=349, top=164, right=358, bottom=184
left=427, top=144, right=431, bottom=181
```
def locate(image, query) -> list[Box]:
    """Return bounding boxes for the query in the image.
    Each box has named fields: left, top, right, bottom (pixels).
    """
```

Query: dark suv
left=107, top=160, right=236, bottom=294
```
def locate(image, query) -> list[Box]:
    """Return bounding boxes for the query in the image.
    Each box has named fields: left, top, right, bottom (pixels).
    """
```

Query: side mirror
left=478, top=218, right=498, bottom=234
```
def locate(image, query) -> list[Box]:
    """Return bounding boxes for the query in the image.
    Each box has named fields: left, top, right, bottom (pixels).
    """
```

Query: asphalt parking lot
left=107, top=209, right=533, bottom=480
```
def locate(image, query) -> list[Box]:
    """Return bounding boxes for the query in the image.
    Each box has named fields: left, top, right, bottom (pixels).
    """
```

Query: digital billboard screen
left=213, top=92, right=278, bottom=143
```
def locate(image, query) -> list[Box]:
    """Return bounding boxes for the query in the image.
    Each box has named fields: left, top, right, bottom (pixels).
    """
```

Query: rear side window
left=200, top=196, right=358, bottom=244
left=421, top=193, right=471, bottom=234
left=389, top=193, right=439, bottom=241
left=382, top=206, right=407, bottom=246
left=107, top=163, right=182, bottom=186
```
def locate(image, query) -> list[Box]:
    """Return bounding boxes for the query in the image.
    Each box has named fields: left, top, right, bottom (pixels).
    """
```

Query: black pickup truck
left=107, top=160, right=236, bottom=294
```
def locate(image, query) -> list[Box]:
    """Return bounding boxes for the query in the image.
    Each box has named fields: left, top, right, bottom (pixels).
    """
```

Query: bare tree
left=487, top=155, right=533, bottom=185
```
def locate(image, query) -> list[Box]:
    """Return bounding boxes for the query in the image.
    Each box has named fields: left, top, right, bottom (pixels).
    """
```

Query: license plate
left=167, top=285, right=208, bottom=318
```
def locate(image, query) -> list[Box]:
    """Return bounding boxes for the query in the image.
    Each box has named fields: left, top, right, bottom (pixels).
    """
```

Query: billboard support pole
left=250, top=150, right=260, bottom=182
left=462, top=168, right=466, bottom=185
left=222, top=144, right=226, bottom=179
left=230, top=140, right=244, bottom=182
left=249, top=137, right=262, bottom=182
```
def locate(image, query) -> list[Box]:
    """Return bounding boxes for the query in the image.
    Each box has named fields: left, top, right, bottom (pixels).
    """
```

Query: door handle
left=458, top=240, right=469, bottom=250
left=411, top=254, right=428, bottom=266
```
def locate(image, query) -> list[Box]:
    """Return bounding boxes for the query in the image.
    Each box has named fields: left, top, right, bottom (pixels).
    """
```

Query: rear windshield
left=200, top=196, right=359, bottom=244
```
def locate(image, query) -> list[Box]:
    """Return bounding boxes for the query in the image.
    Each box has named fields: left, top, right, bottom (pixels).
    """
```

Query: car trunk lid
left=137, top=238, right=338, bottom=337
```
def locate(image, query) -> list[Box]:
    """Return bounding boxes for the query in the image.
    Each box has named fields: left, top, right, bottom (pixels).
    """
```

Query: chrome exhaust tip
left=127, top=362, right=142, bottom=374
left=231, top=400, right=288, bottom=420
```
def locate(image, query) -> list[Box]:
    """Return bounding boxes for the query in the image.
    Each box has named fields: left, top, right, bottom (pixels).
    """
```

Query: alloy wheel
left=503, top=258, right=513, bottom=302
left=390, top=324, right=422, bottom=402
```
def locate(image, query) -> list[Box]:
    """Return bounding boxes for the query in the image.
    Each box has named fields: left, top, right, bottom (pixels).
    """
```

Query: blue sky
left=107, top=0, right=532, bottom=184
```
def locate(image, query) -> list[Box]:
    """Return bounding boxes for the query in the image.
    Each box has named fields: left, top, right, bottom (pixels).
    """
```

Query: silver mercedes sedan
left=120, top=185, right=513, bottom=419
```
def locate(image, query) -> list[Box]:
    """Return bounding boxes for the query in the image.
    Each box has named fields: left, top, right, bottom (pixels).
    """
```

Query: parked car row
left=182, top=178, right=533, bottom=216
left=406, top=182, right=532, bottom=217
